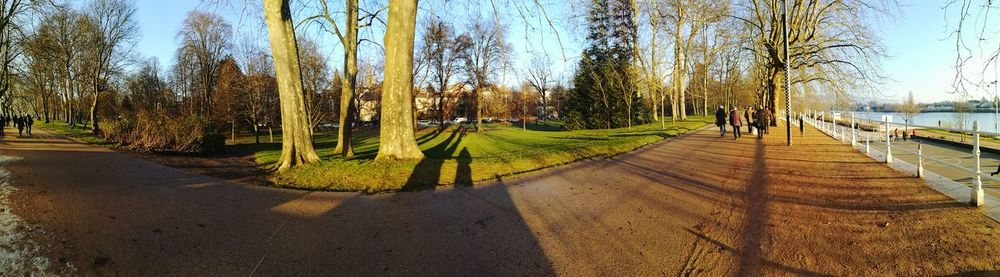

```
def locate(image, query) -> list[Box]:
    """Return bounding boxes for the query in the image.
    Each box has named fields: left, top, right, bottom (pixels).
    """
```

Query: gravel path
left=1, top=124, right=999, bottom=276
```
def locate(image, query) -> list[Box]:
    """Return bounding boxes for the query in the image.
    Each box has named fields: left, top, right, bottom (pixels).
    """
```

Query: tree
left=737, top=0, right=894, bottom=125
left=84, top=0, right=139, bottom=135
left=526, top=55, right=551, bottom=120
left=0, top=0, right=30, bottom=113
left=214, top=57, right=245, bottom=141
left=177, top=10, right=233, bottom=118
left=460, top=18, right=508, bottom=131
left=421, top=18, right=470, bottom=128
left=899, top=91, right=921, bottom=134
left=565, top=0, right=644, bottom=130
left=376, top=0, right=423, bottom=160
left=263, top=0, right=321, bottom=171
left=297, top=36, right=332, bottom=131
left=305, top=0, right=382, bottom=158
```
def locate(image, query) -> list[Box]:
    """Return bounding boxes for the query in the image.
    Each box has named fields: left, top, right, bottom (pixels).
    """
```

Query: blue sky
left=131, top=1, right=997, bottom=104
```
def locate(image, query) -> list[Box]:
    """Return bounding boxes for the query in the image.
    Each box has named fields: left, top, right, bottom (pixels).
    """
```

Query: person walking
left=15, top=116, right=23, bottom=136
left=715, top=106, right=728, bottom=138
left=26, top=115, right=33, bottom=136
left=755, top=107, right=765, bottom=138
left=761, top=107, right=771, bottom=135
left=730, top=107, right=743, bottom=139
left=0, top=115, right=6, bottom=136
left=744, top=106, right=754, bottom=135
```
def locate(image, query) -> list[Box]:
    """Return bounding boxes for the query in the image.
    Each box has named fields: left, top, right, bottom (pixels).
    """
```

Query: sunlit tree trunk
left=333, top=0, right=358, bottom=157
left=376, top=0, right=423, bottom=161
left=263, top=0, right=321, bottom=171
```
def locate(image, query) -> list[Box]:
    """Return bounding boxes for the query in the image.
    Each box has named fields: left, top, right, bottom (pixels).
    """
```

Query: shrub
left=100, top=110, right=225, bottom=154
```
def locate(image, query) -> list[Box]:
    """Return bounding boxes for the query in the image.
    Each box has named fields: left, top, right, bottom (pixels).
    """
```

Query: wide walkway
left=1, top=124, right=999, bottom=275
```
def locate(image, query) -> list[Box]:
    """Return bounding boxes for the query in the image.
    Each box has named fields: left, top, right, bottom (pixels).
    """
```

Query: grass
left=37, top=117, right=712, bottom=192
left=263, top=117, right=711, bottom=192
left=37, top=121, right=114, bottom=147
left=921, top=128, right=1000, bottom=144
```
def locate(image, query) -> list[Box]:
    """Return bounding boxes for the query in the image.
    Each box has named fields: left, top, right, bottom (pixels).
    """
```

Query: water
left=836, top=111, right=1000, bottom=132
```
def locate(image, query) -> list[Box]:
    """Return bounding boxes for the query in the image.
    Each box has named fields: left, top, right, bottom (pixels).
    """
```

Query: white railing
left=803, top=111, right=987, bottom=206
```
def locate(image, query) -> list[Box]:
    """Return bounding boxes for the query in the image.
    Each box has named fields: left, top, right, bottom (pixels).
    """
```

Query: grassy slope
left=266, top=117, right=711, bottom=192
left=37, top=121, right=114, bottom=146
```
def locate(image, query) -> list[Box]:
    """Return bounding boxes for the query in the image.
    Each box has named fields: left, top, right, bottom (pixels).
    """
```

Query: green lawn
left=265, top=118, right=711, bottom=192
left=37, top=121, right=114, bottom=146
left=38, top=117, right=712, bottom=192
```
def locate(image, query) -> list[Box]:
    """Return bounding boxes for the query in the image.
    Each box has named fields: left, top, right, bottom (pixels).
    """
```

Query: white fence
left=804, top=112, right=988, bottom=206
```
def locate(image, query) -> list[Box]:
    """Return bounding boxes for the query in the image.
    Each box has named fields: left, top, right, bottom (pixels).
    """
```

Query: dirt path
left=1, top=124, right=999, bottom=275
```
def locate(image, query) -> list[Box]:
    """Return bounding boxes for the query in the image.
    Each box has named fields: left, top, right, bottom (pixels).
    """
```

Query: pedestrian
left=894, top=128, right=899, bottom=142
left=0, top=115, right=5, bottom=136
left=799, top=115, right=805, bottom=135
left=730, top=107, right=743, bottom=139
left=760, top=107, right=772, bottom=135
left=744, top=106, right=754, bottom=135
left=755, top=107, right=766, bottom=138
left=26, top=115, right=33, bottom=136
left=15, top=116, right=23, bottom=136
left=715, top=106, right=728, bottom=138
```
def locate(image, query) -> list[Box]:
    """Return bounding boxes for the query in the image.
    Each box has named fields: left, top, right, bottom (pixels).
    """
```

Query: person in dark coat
left=729, top=107, right=743, bottom=139
left=0, top=116, right=6, bottom=136
left=744, top=106, right=754, bottom=135
left=715, top=106, right=728, bottom=138
left=15, top=116, right=23, bottom=136
left=25, top=115, right=32, bottom=136
left=756, top=107, right=770, bottom=138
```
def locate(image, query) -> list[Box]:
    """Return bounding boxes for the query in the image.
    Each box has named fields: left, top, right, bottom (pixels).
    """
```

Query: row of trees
left=6, top=0, right=899, bottom=171
left=563, top=0, right=893, bottom=130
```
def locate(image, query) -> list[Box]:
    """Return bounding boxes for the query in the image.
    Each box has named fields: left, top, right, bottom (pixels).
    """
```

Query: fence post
left=917, top=143, right=923, bottom=178
left=885, top=117, right=893, bottom=164
left=851, top=113, right=856, bottom=146
left=972, top=121, right=984, bottom=206
left=865, top=135, right=870, bottom=154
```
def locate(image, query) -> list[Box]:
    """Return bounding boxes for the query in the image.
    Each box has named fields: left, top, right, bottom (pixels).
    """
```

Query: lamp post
left=782, top=0, right=792, bottom=146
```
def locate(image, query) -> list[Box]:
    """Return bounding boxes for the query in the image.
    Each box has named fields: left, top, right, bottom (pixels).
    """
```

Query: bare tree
left=736, top=0, right=894, bottom=125
left=899, top=91, right=921, bottom=134
left=177, top=10, right=233, bottom=117
left=297, top=36, right=332, bottom=131
left=526, top=55, right=551, bottom=120
left=304, top=0, right=383, bottom=158
left=83, top=0, right=139, bottom=135
left=420, top=18, right=470, bottom=128
left=460, top=18, right=509, bottom=131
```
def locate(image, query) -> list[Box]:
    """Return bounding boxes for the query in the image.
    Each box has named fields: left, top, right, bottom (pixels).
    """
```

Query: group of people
left=715, top=105, right=772, bottom=140
left=0, top=115, right=34, bottom=136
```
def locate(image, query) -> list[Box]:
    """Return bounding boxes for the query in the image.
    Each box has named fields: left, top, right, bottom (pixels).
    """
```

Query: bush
left=100, top=110, right=225, bottom=154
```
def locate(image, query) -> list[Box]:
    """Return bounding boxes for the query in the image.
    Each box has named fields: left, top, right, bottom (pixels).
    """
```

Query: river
left=831, top=111, right=1000, bottom=132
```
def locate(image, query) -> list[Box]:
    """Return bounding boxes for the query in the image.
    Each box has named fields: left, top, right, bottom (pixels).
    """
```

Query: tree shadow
left=402, top=127, right=467, bottom=191
left=455, top=148, right=472, bottom=187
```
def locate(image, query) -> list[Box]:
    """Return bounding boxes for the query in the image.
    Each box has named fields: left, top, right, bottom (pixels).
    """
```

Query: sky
left=129, top=0, right=998, bottom=105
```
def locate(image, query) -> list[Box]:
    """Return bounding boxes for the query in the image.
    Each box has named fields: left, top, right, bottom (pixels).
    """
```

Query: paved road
left=2, top=124, right=1000, bottom=275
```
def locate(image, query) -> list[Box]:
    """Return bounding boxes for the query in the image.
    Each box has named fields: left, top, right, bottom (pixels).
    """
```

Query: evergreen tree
left=566, top=0, right=644, bottom=130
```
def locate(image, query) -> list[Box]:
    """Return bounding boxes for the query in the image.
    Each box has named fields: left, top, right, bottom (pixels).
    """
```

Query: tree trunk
left=769, top=68, right=782, bottom=127
left=264, top=0, right=322, bottom=171
left=476, top=87, right=483, bottom=131
left=90, top=90, right=99, bottom=135
left=254, top=122, right=260, bottom=144
left=269, top=125, right=274, bottom=143
left=376, top=0, right=423, bottom=161
left=334, top=0, right=359, bottom=157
